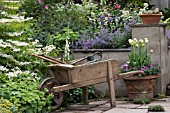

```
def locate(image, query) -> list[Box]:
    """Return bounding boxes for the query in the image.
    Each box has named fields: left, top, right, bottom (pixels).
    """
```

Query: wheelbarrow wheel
left=39, top=77, right=64, bottom=110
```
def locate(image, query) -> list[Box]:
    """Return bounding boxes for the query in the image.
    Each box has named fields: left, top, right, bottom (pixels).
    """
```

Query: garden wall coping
left=130, top=23, right=167, bottom=27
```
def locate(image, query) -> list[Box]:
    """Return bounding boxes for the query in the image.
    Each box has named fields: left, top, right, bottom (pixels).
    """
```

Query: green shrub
left=148, top=105, right=165, bottom=112
left=0, top=98, right=19, bottom=113
left=0, top=74, right=54, bottom=113
left=156, top=93, right=166, bottom=99
left=63, top=86, right=98, bottom=107
left=133, top=98, right=151, bottom=104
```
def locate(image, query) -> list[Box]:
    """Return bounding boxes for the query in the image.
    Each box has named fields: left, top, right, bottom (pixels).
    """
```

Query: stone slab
left=104, top=108, right=148, bottom=113
left=66, top=100, right=109, bottom=111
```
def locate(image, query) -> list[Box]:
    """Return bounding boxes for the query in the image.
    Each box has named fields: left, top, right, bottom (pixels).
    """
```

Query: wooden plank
left=70, top=60, right=108, bottom=83
left=117, top=71, right=145, bottom=80
left=51, top=77, right=107, bottom=92
left=32, top=54, right=60, bottom=64
left=82, top=86, right=89, bottom=105
left=47, top=66, right=71, bottom=84
left=107, top=61, right=116, bottom=107
left=41, top=55, right=66, bottom=64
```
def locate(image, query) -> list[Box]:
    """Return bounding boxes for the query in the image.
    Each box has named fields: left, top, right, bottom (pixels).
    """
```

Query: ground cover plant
left=148, top=105, right=165, bottom=112
left=0, top=98, right=19, bottom=113
left=133, top=98, right=151, bottom=104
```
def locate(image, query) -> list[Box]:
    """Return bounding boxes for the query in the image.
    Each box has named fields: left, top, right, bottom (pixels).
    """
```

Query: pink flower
left=38, top=0, right=42, bottom=3
left=45, top=5, right=48, bottom=10
left=115, top=4, right=120, bottom=10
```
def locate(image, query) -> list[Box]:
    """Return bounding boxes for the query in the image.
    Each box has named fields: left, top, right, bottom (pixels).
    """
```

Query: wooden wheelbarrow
left=33, top=54, right=143, bottom=110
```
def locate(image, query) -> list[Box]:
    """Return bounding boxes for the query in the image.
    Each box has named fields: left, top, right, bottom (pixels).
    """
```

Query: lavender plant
left=72, top=26, right=131, bottom=49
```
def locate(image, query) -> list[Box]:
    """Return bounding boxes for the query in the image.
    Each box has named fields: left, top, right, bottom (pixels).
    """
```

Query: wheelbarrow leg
left=107, top=61, right=116, bottom=107
left=82, top=86, right=89, bottom=105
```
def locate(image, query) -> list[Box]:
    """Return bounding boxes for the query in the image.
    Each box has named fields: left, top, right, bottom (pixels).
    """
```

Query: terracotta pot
left=139, top=14, right=162, bottom=24
left=124, top=75, right=158, bottom=100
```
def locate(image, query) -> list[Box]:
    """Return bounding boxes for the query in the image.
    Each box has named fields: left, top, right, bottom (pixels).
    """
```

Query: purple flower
left=143, top=66, right=148, bottom=69
left=108, top=17, right=113, bottom=21
left=126, top=66, right=129, bottom=71
left=150, top=64, right=154, bottom=67
left=132, top=67, right=136, bottom=70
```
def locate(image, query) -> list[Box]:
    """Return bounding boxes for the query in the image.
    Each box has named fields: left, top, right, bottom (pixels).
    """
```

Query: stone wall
left=150, top=0, right=170, bottom=9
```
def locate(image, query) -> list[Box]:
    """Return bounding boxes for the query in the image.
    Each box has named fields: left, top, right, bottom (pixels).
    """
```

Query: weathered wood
left=32, top=54, right=60, bottom=64
left=51, top=77, right=107, bottom=92
left=47, top=64, right=73, bottom=84
left=114, top=71, right=145, bottom=80
left=41, top=54, right=66, bottom=64
left=82, top=86, right=89, bottom=105
left=32, top=54, right=66, bottom=64
left=107, top=61, right=116, bottom=107
left=48, top=60, right=115, bottom=84
left=70, top=60, right=108, bottom=83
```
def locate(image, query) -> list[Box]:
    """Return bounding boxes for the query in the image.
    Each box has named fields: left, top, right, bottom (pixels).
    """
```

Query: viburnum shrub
left=120, top=38, right=161, bottom=76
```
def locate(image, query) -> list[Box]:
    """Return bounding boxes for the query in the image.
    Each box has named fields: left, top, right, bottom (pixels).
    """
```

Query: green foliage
left=115, top=0, right=150, bottom=8
left=0, top=74, right=54, bottom=113
left=63, top=86, right=98, bottom=106
left=148, top=105, right=165, bottom=112
left=4, top=2, right=21, bottom=8
left=143, top=64, right=161, bottom=75
left=52, top=28, right=79, bottom=49
left=164, top=17, right=170, bottom=29
left=0, top=98, right=19, bottom=113
left=133, top=98, right=151, bottom=104
left=0, top=21, right=29, bottom=33
left=22, top=1, right=95, bottom=46
left=162, top=8, right=170, bottom=21
left=156, top=93, right=166, bottom=99
left=19, top=0, right=69, bottom=19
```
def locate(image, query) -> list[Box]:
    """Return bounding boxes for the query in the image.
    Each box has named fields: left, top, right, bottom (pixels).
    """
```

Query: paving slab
left=104, top=108, right=148, bottom=113
left=51, top=97, right=170, bottom=113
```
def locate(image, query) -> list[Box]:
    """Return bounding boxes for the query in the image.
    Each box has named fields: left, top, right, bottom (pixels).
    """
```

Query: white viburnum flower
left=13, top=48, right=21, bottom=52
left=6, top=72, right=18, bottom=78
left=0, top=66, right=9, bottom=72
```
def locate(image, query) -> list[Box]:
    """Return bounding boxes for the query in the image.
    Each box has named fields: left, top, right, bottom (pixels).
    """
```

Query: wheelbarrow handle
left=92, top=52, right=102, bottom=61
left=70, top=52, right=102, bottom=65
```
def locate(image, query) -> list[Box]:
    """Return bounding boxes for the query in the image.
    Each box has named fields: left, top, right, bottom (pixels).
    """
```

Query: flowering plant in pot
left=139, top=3, right=163, bottom=24
left=120, top=38, right=161, bottom=99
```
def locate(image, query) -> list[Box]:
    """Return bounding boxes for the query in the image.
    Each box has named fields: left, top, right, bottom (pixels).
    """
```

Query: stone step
left=166, top=85, right=170, bottom=96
